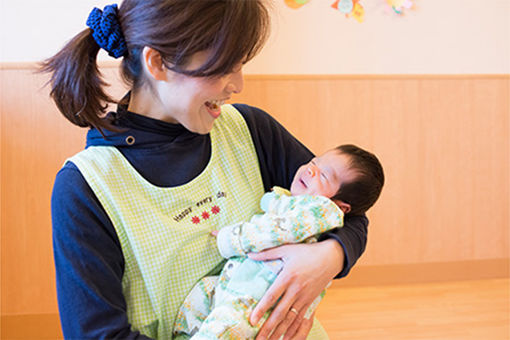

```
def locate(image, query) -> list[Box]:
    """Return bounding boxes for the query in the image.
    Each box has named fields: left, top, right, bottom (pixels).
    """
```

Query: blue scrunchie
left=86, top=4, right=127, bottom=58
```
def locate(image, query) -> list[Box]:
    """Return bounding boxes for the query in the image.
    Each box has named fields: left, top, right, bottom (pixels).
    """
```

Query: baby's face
left=290, top=150, right=356, bottom=198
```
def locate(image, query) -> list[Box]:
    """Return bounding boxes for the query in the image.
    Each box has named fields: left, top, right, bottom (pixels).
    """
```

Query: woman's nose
left=225, top=68, right=244, bottom=94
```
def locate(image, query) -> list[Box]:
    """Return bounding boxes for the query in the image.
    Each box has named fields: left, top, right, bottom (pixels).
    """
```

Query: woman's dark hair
left=331, top=144, right=385, bottom=216
left=40, top=0, right=270, bottom=133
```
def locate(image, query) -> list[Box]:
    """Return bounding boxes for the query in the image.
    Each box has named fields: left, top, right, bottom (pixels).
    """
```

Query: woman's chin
left=185, top=120, right=214, bottom=135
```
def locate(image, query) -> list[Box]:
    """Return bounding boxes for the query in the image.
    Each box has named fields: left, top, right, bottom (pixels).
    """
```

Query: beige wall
left=1, top=0, right=509, bottom=74
left=245, top=0, right=510, bottom=74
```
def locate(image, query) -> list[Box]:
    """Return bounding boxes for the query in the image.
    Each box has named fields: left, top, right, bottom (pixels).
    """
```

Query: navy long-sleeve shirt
left=52, top=102, right=368, bottom=339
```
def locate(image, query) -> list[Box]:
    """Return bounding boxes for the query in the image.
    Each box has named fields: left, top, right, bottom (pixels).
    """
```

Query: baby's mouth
left=300, top=178, right=307, bottom=188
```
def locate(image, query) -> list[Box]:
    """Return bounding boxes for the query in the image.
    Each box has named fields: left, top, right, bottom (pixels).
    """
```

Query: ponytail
left=40, top=4, right=126, bottom=134
left=40, top=28, right=117, bottom=133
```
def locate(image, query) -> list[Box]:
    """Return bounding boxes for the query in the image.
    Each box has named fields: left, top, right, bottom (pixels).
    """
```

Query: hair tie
left=86, top=4, right=127, bottom=58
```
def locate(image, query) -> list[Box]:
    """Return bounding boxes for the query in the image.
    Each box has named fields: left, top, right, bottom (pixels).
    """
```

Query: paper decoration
left=332, top=0, right=353, bottom=13
left=351, top=2, right=365, bottom=22
left=331, top=0, right=365, bottom=22
left=285, top=0, right=311, bottom=9
left=385, top=0, right=413, bottom=14
left=285, top=0, right=413, bottom=21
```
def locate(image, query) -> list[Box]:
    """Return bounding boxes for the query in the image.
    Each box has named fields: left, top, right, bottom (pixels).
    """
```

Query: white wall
left=1, top=0, right=509, bottom=74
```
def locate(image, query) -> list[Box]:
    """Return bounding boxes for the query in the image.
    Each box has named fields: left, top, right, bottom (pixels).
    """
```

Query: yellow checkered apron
left=69, top=105, right=329, bottom=339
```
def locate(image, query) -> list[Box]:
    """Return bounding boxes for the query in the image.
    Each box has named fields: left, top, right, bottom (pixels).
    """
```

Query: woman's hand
left=248, top=239, right=345, bottom=340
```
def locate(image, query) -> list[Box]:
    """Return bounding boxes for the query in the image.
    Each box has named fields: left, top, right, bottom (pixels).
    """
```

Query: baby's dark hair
left=331, top=144, right=384, bottom=216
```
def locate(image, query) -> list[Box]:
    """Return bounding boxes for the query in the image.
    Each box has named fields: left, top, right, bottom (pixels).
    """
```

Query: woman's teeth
left=206, top=100, right=224, bottom=110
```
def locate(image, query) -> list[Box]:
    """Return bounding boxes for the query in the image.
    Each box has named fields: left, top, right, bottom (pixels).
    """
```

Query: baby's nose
left=306, top=165, right=316, bottom=177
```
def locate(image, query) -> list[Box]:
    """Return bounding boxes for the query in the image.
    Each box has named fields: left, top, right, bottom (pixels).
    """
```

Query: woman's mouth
left=205, top=100, right=225, bottom=119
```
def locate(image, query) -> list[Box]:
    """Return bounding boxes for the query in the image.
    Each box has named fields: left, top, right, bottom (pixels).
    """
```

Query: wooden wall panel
left=1, top=65, right=508, bottom=316
left=0, top=66, right=125, bottom=315
left=232, top=75, right=510, bottom=266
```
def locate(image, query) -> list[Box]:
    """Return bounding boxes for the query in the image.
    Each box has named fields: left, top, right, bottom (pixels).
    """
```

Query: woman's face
left=155, top=51, right=244, bottom=134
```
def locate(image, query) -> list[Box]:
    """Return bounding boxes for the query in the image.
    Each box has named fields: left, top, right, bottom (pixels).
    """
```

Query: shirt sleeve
left=318, top=214, right=369, bottom=278
left=52, top=163, right=153, bottom=340
left=233, top=104, right=313, bottom=191
left=235, top=104, right=369, bottom=278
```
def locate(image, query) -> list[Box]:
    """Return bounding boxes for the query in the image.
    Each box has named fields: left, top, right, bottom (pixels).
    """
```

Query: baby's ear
left=333, top=199, right=351, bottom=214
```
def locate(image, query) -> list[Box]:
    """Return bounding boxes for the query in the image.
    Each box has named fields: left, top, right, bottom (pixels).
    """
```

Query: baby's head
left=290, top=144, right=384, bottom=216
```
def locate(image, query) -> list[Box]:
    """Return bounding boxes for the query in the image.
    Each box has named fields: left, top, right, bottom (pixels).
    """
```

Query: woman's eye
left=321, top=173, right=328, bottom=180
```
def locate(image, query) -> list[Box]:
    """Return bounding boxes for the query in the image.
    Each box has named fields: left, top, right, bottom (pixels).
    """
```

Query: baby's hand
left=210, top=230, right=219, bottom=237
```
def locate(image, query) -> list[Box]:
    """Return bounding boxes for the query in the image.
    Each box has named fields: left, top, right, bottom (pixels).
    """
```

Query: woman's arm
left=319, top=214, right=368, bottom=278
left=52, top=163, right=152, bottom=339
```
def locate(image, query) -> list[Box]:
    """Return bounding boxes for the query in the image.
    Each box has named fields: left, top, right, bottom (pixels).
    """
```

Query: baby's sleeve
left=216, top=194, right=344, bottom=259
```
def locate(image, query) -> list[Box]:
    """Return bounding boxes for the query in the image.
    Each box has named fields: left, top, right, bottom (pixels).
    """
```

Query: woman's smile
left=205, top=99, right=228, bottom=119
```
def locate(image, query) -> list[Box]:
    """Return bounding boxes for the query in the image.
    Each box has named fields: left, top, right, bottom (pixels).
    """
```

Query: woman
left=43, top=1, right=368, bottom=339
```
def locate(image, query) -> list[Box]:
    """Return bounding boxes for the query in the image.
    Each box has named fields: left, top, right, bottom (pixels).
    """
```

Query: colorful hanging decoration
left=351, top=2, right=365, bottom=22
left=331, top=0, right=365, bottom=23
left=285, top=0, right=414, bottom=22
left=331, top=0, right=353, bottom=13
left=284, top=0, right=311, bottom=9
left=385, top=0, right=413, bottom=15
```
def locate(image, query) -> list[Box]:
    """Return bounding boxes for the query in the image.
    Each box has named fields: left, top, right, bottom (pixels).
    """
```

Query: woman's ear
left=141, top=46, right=167, bottom=81
left=334, top=200, right=351, bottom=214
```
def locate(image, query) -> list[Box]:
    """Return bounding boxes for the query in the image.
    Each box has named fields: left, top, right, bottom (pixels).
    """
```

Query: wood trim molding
left=0, top=60, right=121, bottom=70
left=333, top=258, right=510, bottom=288
left=1, top=314, right=63, bottom=340
left=244, top=74, right=510, bottom=80
left=2, top=61, right=509, bottom=79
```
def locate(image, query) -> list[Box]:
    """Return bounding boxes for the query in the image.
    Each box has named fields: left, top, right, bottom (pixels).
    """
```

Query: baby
left=174, top=144, right=384, bottom=340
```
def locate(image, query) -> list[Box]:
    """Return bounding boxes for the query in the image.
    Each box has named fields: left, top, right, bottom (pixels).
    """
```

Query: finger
left=210, top=230, right=218, bottom=236
left=248, top=245, right=288, bottom=262
left=290, top=312, right=315, bottom=340
left=255, top=286, right=298, bottom=340
left=268, top=307, right=301, bottom=340
left=282, top=309, right=308, bottom=340
left=250, top=273, right=289, bottom=326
